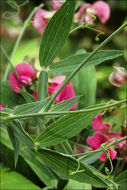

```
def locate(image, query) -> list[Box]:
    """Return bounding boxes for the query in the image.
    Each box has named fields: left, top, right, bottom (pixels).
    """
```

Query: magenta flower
left=32, top=91, right=37, bottom=100
left=109, top=66, right=127, bottom=87
left=9, top=63, right=35, bottom=93
left=74, top=1, right=110, bottom=25
left=92, top=113, right=110, bottom=131
left=51, top=0, right=65, bottom=11
left=49, top=75, right=77, bottom=110
left=33, top=8, right=54, bottom=34
left=87, top=132, right=117, bottom=161
left=0, top=104, right=5, bottom=110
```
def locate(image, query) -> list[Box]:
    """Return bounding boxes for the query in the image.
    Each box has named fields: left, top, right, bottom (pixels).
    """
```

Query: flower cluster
left=87, top=113, right=127, bottom=161
left=7, top=63, right=77, bottom=111
left=33, top=0, right=110, bottom=34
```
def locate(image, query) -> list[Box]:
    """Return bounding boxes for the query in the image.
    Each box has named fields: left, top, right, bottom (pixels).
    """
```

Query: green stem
left=1, top=45, right=19, bottom=78
left=1, top=45, right=26, bottom=90
left=8, top=99, right=126, bottom=120
left=44, top=22, right=127, bottom=111
left=3, top=3, right=44, bottom=81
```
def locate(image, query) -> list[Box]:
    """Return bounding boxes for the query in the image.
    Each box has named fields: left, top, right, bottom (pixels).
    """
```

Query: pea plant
left=0, top=0, right=127, bottom=189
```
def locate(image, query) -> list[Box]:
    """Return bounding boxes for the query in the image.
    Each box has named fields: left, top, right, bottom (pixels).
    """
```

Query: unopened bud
left=109, top=66, right=127, bottom=87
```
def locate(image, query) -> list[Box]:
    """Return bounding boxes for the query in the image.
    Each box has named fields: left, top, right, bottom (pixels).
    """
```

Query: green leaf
left=114, top=170, right=127, bottom=190
left=37, top=148, right=111, bottom=188
left=37, top=111, right=99, bottom=147
left=0, top=81, right=25, bottom=108
left=37, top=71, right=48, bottom=100
left=10, top=120, right=34, bottom=149
left=20, top=89, right=36, bottom=102
left=79, top=151, right=102, bottom=164
left=50, top=96, right=79, bottom=112
left=1, top=168, right=41, bottom=190
left=7, top=125, right=19, bottom=167
left=64, top=179, right=92, bottom=190
left=72, top=66, right=96, bottom=108
left=12, top=98, right=49, bottom=116
left=39, top=0, right=75, bottom=67
left=0, top=127, right=58, bottom=187
left=49, top=50, right=124, bottom=72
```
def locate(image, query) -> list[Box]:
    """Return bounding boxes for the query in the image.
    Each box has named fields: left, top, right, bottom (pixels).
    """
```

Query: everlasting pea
left=92, top=113, right=110, bottom=131
left=9, top=63, right=36, bottom=93
left=0, top=104, right=5, bottom=110
left=51, top=0, right=65, bottom=11
left=33, top=8, right=54, bottom=34
left=86, top=132, right=117, bottom=161
left=49, top=75, right=77, bottom=110
left=109, top=66, right=127, bottom=87
left=74, top=1, right=110, bottom=25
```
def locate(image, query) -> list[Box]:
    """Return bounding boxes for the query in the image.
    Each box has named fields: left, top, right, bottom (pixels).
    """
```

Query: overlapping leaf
left=49, top=50, right=124, bottom=72
left=37, top=111, right=100, bottom=147
left=39, top=0, right=75, bottom=67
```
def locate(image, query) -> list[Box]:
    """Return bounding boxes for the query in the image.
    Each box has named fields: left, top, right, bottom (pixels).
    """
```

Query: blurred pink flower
left=93, top=1, right=110, bottom=23
left=49, top=75, right=77, bottom=110
left=51, top=0, right=65, bottom=11
left=32, top=91, right=37, bottom=100
left=74, top=1, right=110, bottom=25
left=0, top=104, right=5, bottom=110
left=87, top=132, right=117, bottom=161
left=109, top=66, right=127, bottom=87
left=92, top=113, right=110, bottom=131
left=9, top=63, right=35, bottom=93
left=33, top=8, right=54, bottom=34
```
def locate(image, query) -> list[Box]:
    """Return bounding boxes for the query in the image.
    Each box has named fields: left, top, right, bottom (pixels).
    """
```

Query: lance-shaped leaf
left=7, top=125, right=19, bottom=167
left=37, top=71, right=48, bottom=100
left=11, top=120, right=34, bottom=149
left=12, top=98, right=49, bottom=116
left=37, top=111, right=100, bottom=147
left=39, top=0, right=75, bottom=67
left=37, top=148, right=114, bottom=188
left=50, top=96, right=80, bottom=112
left=20, top=89, right=36, bottom=102
left=49, top=50, right=124, bottom=72
left=0, top=127, right=58, bottom=187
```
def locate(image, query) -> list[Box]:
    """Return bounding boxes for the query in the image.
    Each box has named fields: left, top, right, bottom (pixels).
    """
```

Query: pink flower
left=109, top=66, right=127, bottom=87
left=49, top=75, right=77, bottom=110
left=92, top=113, right=110, bottom=131
left=74, top=1, right=110, bottom=25
left=87, top=132, right=117, bottom=161
left=93, top=1, right=110, bottom=23
left=33, top=8, right=54, bottom=34
left=0, top=104, right=5, bottom=110
left=9, top=63, right=36, bottom=93
left=51, top=0, right=65, bottom=11
left=32, top=91, right=37, bottom=100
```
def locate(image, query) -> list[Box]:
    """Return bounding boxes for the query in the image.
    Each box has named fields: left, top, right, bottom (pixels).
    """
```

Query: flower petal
left=9, top=72, right=22, bottom=93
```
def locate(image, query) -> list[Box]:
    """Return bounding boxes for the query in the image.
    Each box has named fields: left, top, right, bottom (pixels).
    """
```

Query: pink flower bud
left=33, top=8, right=54, bottom=34
left=0, top=104, right=5, bottom=110
left=9, top=63, right=35, bottom=93
left=109, top=66, right=127, bottom=87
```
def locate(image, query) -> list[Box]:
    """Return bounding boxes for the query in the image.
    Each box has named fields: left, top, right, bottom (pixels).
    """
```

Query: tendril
left=3, top=0, right=29, bottom=19
left=100, top=138, right=117, bottom=175
left=69, top=160, right=85, bottom=175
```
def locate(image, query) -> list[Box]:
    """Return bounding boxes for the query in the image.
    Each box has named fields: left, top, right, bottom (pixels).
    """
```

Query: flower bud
left=109, top=66, right=127, bottom=87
